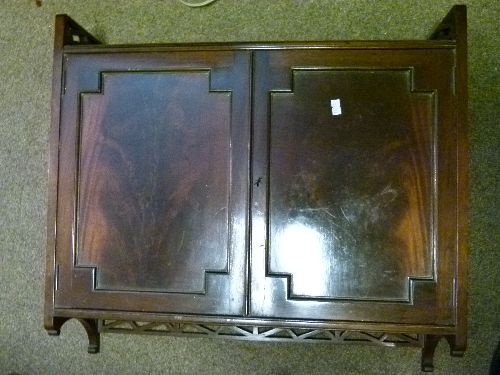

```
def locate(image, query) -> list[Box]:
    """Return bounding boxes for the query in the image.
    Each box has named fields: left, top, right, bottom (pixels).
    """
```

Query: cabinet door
left=251, top=49, right=457, bottom=324
left=54, top=50, right=250, bottom=316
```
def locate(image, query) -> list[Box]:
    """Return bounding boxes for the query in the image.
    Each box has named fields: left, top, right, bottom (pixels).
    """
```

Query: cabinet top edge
left=63, top=40, right=456, bottom=53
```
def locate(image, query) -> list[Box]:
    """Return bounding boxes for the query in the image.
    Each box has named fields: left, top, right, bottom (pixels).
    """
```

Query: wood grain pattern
left=430, top=5, right=469, bottom=356
left=53, top=50, right=251, bottom=315
left=250, top=48, right=456, bottom=324
left=267, top=68, right=434, bottom=301
left=44, top=14, right=101, bottom=334
left=77, top=71, right=230, bottom=293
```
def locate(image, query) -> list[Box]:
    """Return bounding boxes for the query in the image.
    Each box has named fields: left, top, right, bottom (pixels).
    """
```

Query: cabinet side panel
left=45, top=14, right=101, bottom=331
left=430, top=4, right=469, bottom=350
left=45, top=15, right=66, bottom=330
left=455, top=6, right=469, bottom=351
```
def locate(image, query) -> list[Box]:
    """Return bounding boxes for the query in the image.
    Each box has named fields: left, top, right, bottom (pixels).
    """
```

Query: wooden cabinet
left=45, top=6, right=468, bottom=371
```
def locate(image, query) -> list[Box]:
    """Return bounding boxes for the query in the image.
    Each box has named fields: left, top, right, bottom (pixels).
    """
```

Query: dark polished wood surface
left=250, top=48, right=456, bottom=323
left=78, top=71, right=231, bottom=293
left=45, top=7, right=468, bottom=370
left=268, top=68, right=433, bottom=300
left=431, top=5, right=469, bottom=354
left=54, top=50, right=251, bottom=315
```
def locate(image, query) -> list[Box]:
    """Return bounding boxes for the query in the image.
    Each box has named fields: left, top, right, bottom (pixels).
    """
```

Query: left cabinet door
left=51, top=50, right=251, bottom=316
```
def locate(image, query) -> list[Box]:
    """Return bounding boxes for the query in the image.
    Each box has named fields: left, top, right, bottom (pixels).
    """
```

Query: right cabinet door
left=250, top=48, right=458, bottom=325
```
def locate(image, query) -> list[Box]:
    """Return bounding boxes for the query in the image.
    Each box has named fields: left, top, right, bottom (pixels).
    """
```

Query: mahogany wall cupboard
left=44, top=6, right=468, bottom=371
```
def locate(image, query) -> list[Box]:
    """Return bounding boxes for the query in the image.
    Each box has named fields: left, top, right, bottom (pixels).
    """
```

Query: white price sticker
left=330, top=99, right=342, bottom=116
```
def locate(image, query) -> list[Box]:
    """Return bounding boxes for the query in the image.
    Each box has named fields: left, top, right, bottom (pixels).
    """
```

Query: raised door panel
left=250, top=49, right=457, bottom=324
left=54, top=51, right=250, bottom=315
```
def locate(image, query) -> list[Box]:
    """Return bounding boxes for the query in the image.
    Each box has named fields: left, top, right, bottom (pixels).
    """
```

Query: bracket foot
left=421, top=334, right=441, bottom=372
left=45, top=317, right=100, bottom=353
